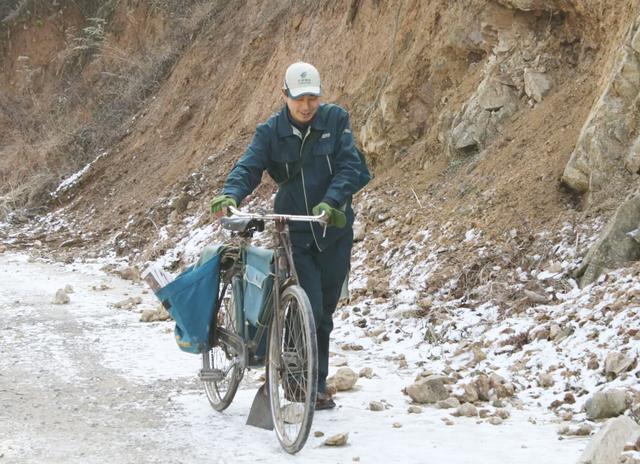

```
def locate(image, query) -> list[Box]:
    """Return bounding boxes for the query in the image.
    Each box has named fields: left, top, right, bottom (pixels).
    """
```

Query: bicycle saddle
left=220, top=216, right=265, bottom=234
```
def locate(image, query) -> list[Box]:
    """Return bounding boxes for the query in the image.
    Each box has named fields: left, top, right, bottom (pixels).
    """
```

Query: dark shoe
left=315, top=392, right=336, bottom=410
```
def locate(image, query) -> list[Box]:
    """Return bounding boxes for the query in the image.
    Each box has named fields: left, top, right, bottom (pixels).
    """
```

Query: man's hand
left=210, top=195, right=237, bottom=218
left=312, top=202, right=346, bottom=228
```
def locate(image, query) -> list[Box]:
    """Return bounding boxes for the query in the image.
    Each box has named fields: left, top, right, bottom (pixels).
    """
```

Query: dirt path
left=0, top=253, right=587, bottom=464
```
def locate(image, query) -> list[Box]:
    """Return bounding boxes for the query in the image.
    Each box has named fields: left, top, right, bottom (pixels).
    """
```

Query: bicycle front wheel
left=202, top=282, right=244, bottom=411
left=268, top=285, right=318, bottom=454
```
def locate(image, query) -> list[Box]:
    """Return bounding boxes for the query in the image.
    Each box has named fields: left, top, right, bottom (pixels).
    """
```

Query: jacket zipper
left=299, top=128, right=322, bottom=251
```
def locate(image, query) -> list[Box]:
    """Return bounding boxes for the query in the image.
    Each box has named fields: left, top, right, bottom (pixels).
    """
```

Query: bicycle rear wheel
left=267, top=285, right=318, bottom=454
left=202, top=281, right=244, bottom=411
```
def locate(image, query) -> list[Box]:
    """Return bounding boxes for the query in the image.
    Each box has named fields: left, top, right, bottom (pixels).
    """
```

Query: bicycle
left=199, top=205, right=324, bottom=454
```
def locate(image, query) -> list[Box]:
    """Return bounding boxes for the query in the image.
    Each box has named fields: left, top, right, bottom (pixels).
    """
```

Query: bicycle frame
left=214, top=207, right=325, bottom=370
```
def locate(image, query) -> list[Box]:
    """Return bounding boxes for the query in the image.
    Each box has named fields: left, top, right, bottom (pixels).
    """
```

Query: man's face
left=284, top=93, right=320, bottom=125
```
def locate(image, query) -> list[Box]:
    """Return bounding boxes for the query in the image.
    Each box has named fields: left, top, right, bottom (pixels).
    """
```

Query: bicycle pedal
left=198, top=368, right=224, bottom=382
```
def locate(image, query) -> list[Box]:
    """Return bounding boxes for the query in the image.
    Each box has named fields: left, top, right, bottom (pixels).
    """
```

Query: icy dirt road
left=0, top=253, right=587, bottom=463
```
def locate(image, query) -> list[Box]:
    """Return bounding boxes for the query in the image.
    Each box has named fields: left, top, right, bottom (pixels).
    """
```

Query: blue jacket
left=222, top=103, right=365, bottom=250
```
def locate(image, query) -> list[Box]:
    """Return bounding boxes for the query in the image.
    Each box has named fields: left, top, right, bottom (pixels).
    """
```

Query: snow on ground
left=0, top=252, right=589, bottom=463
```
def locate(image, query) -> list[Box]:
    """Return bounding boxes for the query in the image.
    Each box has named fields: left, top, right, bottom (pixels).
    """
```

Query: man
left=210, top=61, right=369, bottom=410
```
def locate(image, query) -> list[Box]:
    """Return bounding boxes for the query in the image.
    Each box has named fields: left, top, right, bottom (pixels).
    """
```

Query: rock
left=632, top=25, right=640, bottom=54
left=331, top=357, right=348, bottom=367
left=575, top=423, right=595, bottom=436
left=493, top=0, right=562, bottom=10
left=471, top=346, right=486, bottom=364
left=64, top=284, right=74, bottom=293
left=604, top=352, right=636, bottom=378
left=620, top=454, right=640, bottom=464
left=624, top=137, right=640, bottom=175
left=577, top=416, right=640, bottom=464
left=116, top=266, right=140, bottom=282
left=281, top=403, right=304, bottom=424
left=359, top=367, right=374, bottom=379
left=369, top=401, right=385, bottom=411
left=405, top=375, right=449, bottom=404
left=314, top=431, right=324, bottom=438
left=436, top=397, right=461, bottom=409
left=112, top=296, right=143, bottom=310
left=496, top=409, right=510, bottom=420
left=561, top=166, right=590, bottom=194
left=353, top=221, right=366, bottom=242
left=488, top=416, right=503, bottom=425
left=330, top=367, right=358, bottom=391
left=92, top=283, right=112, bottom=291
left=445, top=76, right=519, bottom=159
left=588, top=356, right=600, bottom=370
left=140, top=306, right=171, bottom=322
left=52, top=289, right=70, bottom=304
left=341, top=343, right=364, bottom=351
left=474, top=374, right=491, bottom=401
left=560, top=423, right=595, bottom=437
left=523, top=69, right=551, bottom=103
left=453, top=403, right=478, bottom=417
left=455, top=383, right=479, bottom=403
left=392, top=422, right=402, bottom=428
left=324, top=432, right=349, bottom=447
left=585, top=390, right=628, bottom=420
left=407, top=405, right=423, bottom=414
left=494, top=381, right=516, bottom=399
left=524, top=290, right=549, bottom=304
left=538, top=373, right=555, bottom=388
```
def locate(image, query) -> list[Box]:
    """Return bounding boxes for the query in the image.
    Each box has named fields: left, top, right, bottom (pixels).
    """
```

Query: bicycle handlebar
left=227, top=206, right=327, bottom=224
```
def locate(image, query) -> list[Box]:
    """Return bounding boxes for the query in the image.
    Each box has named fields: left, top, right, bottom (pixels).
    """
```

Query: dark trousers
left=292, top=229, right=353, bottom=393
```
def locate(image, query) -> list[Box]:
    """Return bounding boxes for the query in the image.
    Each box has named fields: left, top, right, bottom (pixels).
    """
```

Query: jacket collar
left=276, top=104, right=327, bottom=138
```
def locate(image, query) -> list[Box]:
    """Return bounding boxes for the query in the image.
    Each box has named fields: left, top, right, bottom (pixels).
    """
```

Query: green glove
left=210, top=195, right=237, bottom=215
left=312, top=202, right=347, bottom=228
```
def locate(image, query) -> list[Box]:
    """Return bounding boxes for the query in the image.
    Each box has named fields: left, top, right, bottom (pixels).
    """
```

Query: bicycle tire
left=202, top=281, right=244, bottom=411
left=267, top=285, right=318, bottom=454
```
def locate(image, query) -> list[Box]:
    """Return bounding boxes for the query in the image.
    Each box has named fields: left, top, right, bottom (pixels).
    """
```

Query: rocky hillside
left=3, top=0, right=640, bottom=294
left=3, top=1, right=640, bottom=459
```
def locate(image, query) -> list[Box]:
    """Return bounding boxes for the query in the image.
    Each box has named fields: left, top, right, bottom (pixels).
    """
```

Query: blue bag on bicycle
left=243, top=246, right=274, bottom=327
left=155, top=253, right=221, bottom=354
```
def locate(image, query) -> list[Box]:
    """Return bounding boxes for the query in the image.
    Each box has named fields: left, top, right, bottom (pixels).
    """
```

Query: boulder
left=445, top=75, right=519, bottom=159
left=324, top=433, right=349, bottom=447
left=329, top=367, right=358, bottom=392
left=353, top=221, right=366, bottom=242
left=453, top=402, right=478, bottom=417
left=117, top=266, right=141, bottom=282
left=576, top=191, right=640, bottom=287
left=578, top=416, right=640, bottom=464
left=436, top=397, right=461, bottom=409
left=406, top=375, right=449, bottom=404
left=369, top=401, right=385, bottom=411
left=52, top=289, right=70, bottom=305
left=604, top=352, right=636, bottom=378
left=585, top=390, right=628, bottom=420
left=140, top=306, right=171, bottom=322
left=562, top=22, right=640, bottom=196
left=524, top=69, right=551, bottom=102
left=493, top=0, right=564, bottom=10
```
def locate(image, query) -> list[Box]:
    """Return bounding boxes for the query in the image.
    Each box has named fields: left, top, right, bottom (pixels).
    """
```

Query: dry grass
left=0, top=0, right=212, bottom=221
